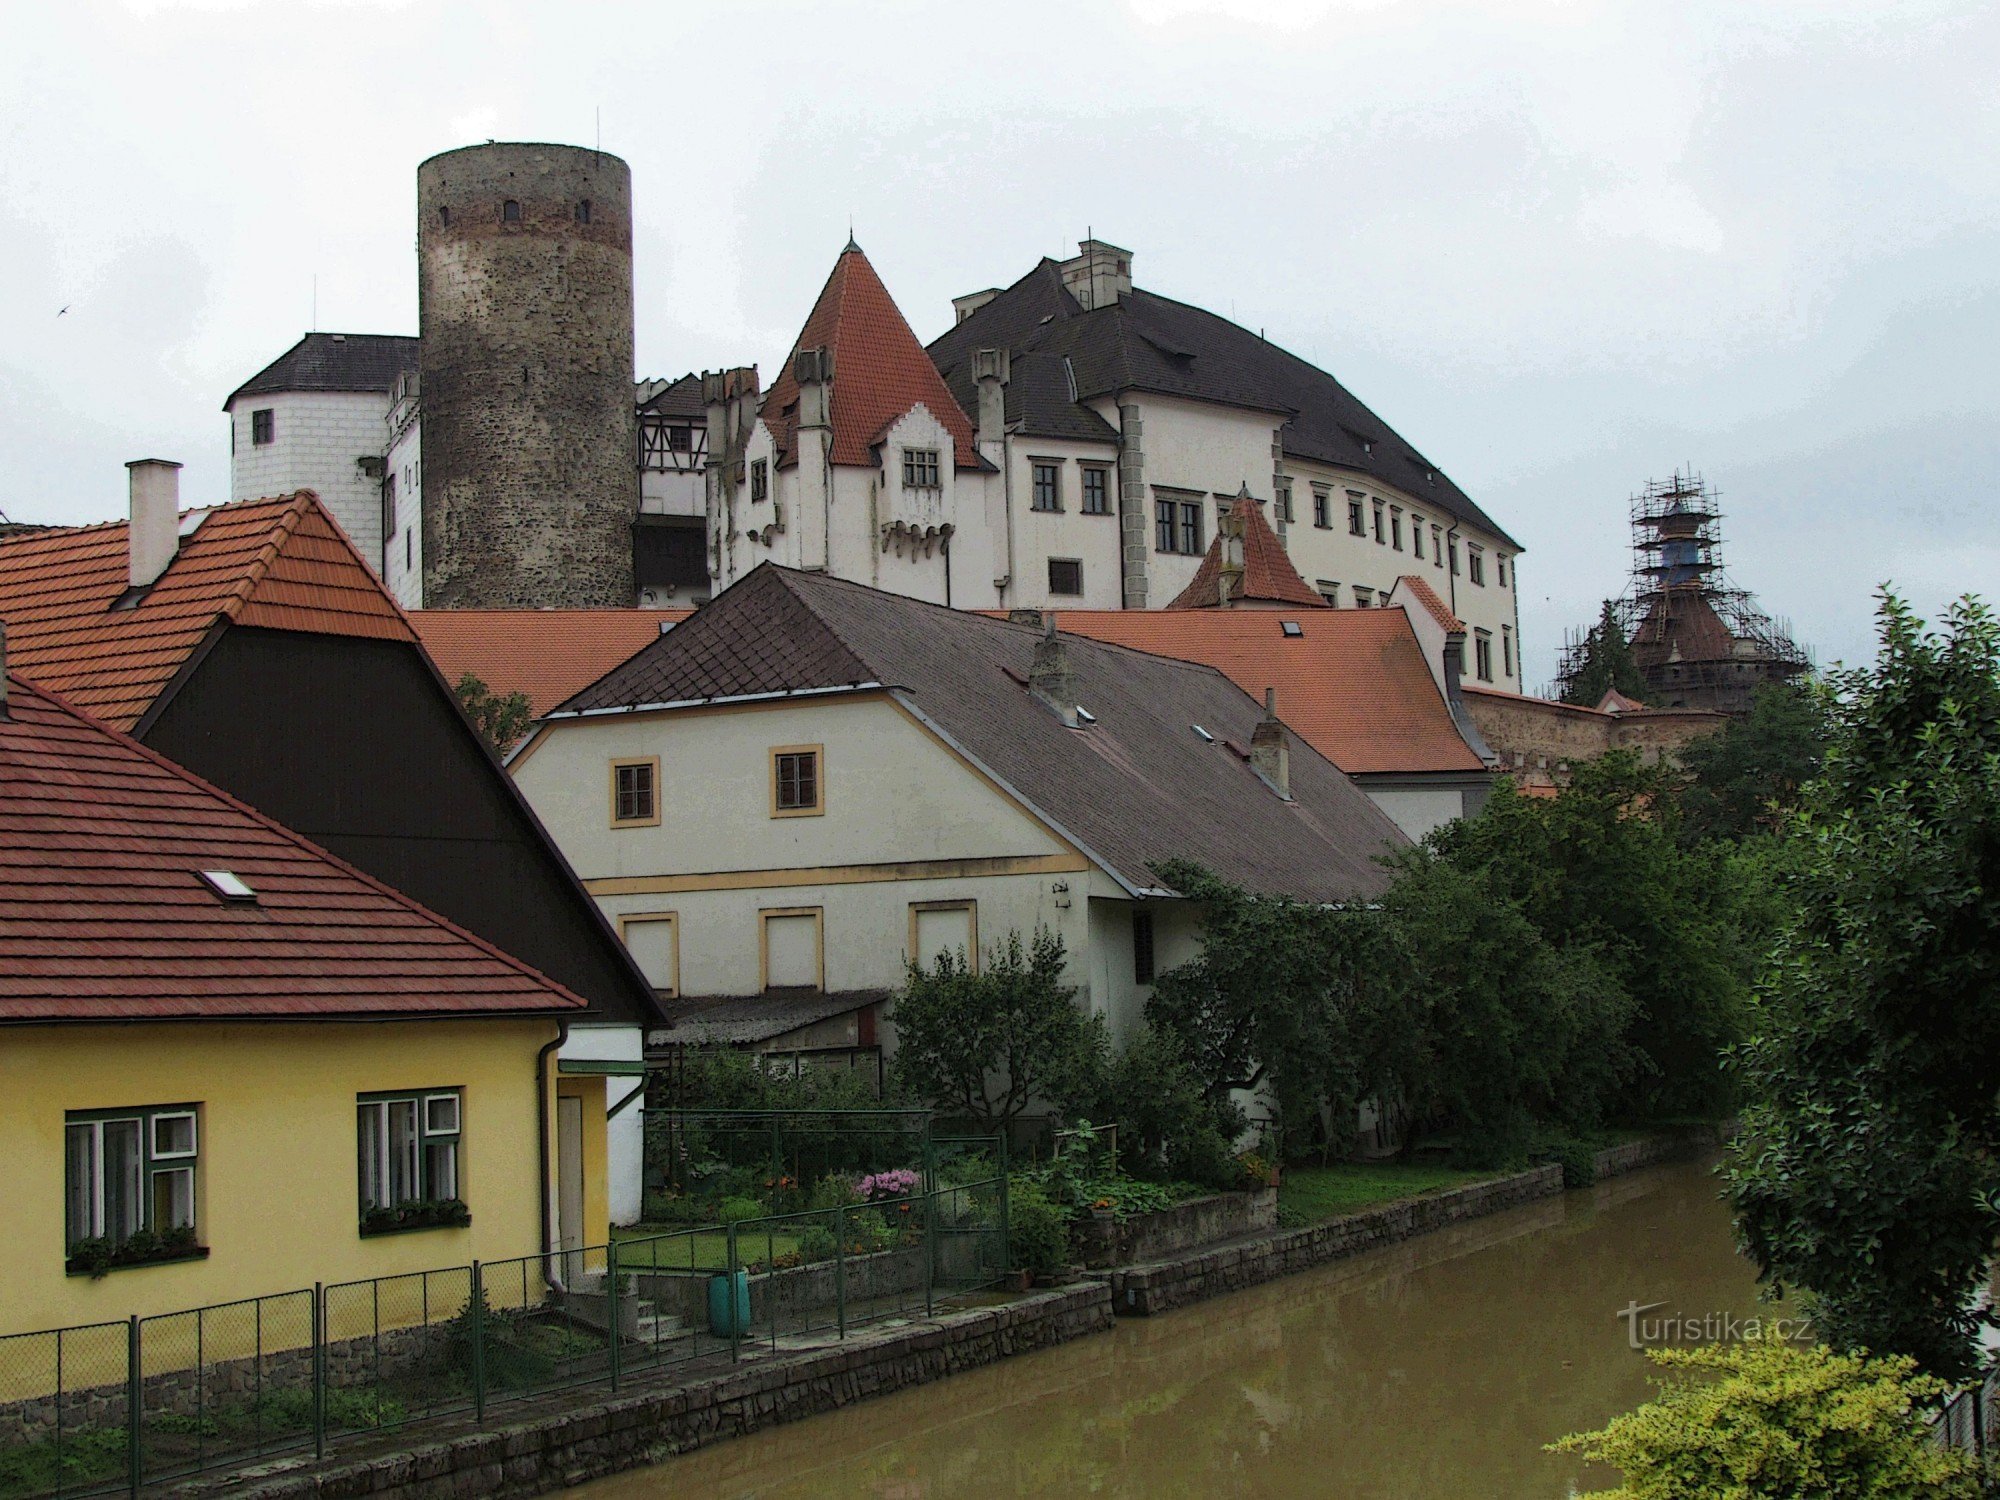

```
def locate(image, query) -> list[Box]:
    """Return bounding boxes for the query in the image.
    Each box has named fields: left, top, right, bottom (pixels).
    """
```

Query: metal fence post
left=833, top=1205, right=847, bottom=1340
left=726, top=1225, right=740, bottom=1364
left=607, top=1242, right=622, bottom=1393
left=470, top=1261, right=486, bottom=1424
left=125, top=1315, right=141, bottom=1500
left=922, top=1193, right=935, bottom=1318
left=313, top=1284, right=326, bottom=1463
left=999, top=1162, right=1012, bottom=1284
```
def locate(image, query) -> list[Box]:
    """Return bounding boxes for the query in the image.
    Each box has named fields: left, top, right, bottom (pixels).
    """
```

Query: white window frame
left=358, top=1089, right=463, bottom=1215
left=65, top=1106, right=200, bottom=1252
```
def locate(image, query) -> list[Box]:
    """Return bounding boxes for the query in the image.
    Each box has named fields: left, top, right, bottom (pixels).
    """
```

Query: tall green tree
left=1728, top=594, right=2000, bottom=1379
left=1561, top=599, right=1649, bottom=706
left=454, top=671, right=533, bottom=753
left=1677, top=680, right=1829, bottom=842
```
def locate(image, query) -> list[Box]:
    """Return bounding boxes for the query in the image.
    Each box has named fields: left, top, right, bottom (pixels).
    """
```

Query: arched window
left=502, top=199, right=521, bottom=223
left=575, top=200, right=591, bottom=224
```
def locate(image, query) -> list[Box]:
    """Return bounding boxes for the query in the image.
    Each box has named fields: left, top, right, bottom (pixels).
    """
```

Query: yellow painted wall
left=0, top=1017, right=563, bottom=1343
left=555, top=1074, right=610, bottom=1251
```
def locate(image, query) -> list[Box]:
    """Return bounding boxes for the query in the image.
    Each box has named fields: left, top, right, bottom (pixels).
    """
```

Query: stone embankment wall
left=1103, top=1165, right=1564, bottom=1317
left=192, top=1287, right=1112, bottom=1500
left=1074, top=1189, right=1279, bottom=1270
left=1591, top=1124, right=1723, bottom=1180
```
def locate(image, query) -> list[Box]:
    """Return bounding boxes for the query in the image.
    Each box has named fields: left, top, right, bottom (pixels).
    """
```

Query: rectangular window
left=1179, top=501, right=1202, bottom=555
left=1081, top=466, right=1112, bottom=515
left=1390, top=507, right=1404, bottom=550
left=771, top=745, right=823, bottom=817
left=251, top=409, right=274, bottom=446
left=1352, top=586, right=1373, bottom=608
left=1030, top=460, right=1061, bottom=511
left=381, top=473, right=397, bottom=541
left=405, top=529, right=412, bottom=571
left=761, top=907, right=824, bottom=990
left=1502, top=625, right=1515, bottom=678
left=1468, top=545, right=1486, bottom=586
left=1047, top=557, right=1083, bottom=596
left=1474, top=630, right=1494, bottom=682
left=65, top=1107, right=200, bottom=1255
left=1448, top=536, right=1461, bottom=576
left=1155, top=497, right=1176, bottom=553
left=620, top=913, right=680, bottom=998
left=1316, top=579, right=1340, bottom=607
left=909, top=900, right=978, bottom=972
left=1313, top=487, right=1331, bottom=529
left=903, top=448, right=941, bottom=490
left=358, top=1090, right=461, bottom=1219
left=750, top=458, right=769, bottom=502
left=1348, top=496, right=1366, bottom=536
left=1154, top=497, right=1204, bottom=554
left=1497, top=555, right=1509, bottom=589
left=1372, top=500, right=1385, bottom=544
left=1275, top=479, right=1294, bottom=525
left=610, top=757, right=660, bottom=827
left=1132, top=910, right=1156, bottom=986
left=1411, top=515, right=1425, bottom=559
left=1431, top=524, right=1443, bottom=567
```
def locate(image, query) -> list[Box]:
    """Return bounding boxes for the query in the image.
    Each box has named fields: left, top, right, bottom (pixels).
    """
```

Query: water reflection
left=577, top=1161, right=1766, bottom=1499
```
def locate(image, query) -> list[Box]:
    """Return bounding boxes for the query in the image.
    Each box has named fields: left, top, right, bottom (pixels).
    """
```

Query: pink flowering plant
left=856, top=1168, right=921, bottom=1203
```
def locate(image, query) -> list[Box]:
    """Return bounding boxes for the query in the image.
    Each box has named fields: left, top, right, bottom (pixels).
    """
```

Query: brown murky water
left=578, top=1160, right=1765, bottom=1499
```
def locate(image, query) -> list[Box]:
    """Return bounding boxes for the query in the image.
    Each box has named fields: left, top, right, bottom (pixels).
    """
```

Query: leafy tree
left=1094, top=1022, right=1241, bottom=1187
left=1562, top=599, right=1648, bottom=707
left=1429, top=755, right=1754, bottom=1117
left=890, top=928, right=1107, bottom=1126
left=1728, top=593, right=2000, bottom=1379
left=454, top=671, right=533, bottom=753
left=1549, top=1336, right=1980, bottom=1499
left=1677, top=681, right=1829, bottom=842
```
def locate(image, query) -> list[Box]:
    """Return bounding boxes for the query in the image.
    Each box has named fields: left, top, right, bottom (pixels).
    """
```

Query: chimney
left=1250, top=687, right=1291, bottom=800
left=794, top=346, right=832, bottom=431
left=1057, top=238, right=1134, bottom=310
left=126, top=459, right=183, bottom=589
left=1007, top=607, right=1044, bottom=628
left=973, top=348, right=1010, bottom=449
left=1027, top=616, right=1080, bottom=728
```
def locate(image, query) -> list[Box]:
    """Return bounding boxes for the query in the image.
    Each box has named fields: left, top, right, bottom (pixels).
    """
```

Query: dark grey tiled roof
left=639, top=373, right=706, bottom=419
left=559, top=565, right=1406, bottom=904
left=928, top=262, right=1518, bottom=550
left=649, top=988, right=886, bottom=1046
left=225, top=333, right=418, bottom=407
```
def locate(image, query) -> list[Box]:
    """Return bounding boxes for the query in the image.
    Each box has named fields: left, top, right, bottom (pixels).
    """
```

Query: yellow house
left=0, top=671, right=607, bottom=1343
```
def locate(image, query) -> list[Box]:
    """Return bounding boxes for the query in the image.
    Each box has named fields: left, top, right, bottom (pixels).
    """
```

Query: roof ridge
left=219, top=491, right=315, bottom=623
left=764, top=566, right=888, bottom=682
left=7, top=672, right=590, bottom=1011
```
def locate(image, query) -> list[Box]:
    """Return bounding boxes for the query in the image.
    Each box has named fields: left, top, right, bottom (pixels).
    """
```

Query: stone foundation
left=1073, top=1190, right=1278, bottom=1270
left=1591, top=1125, right=1723, bottom=1181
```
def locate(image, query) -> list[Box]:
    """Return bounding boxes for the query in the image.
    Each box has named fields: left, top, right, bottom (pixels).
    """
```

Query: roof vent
left=1191, top=724, right=1214, bottom=743
left=1076, top=706, right=1097, bottom=725
left=1281, top=621, right=1303, bottom=638
left=197, top=869, right=258, bottom=903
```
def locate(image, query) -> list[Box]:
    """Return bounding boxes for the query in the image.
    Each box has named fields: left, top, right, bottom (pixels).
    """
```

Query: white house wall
left=1002, top=437, right=1124, bottom=609
left=227, top=390, right=392, bottom=566
left=382, top=416, right=423, bottom=607
left=1361, top=783, right=1470, bottom=843
left=557, top=1024, right=646, bottom=1225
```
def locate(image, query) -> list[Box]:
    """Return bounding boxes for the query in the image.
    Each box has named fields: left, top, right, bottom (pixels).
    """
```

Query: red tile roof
left=411, top=609, right=689, bottom=720
left=1392, top=573, right=1464, bottom=633
left=0, top=493, right=416, bottom=731
left=1168, top=495, right=1327, bottom=610
left=1045, top=607, right=1485, bottom=775
left=761, top=244, right=980, bottom=471
left=0, top=676, right=588, bottom=1022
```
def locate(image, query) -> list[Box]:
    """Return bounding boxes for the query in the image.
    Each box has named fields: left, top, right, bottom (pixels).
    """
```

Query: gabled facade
left=510, top=564, right=1407, bottom=1054
left=0, top=468, right=663, bottom=1222
left=0, top=672, right=592, bottom=1333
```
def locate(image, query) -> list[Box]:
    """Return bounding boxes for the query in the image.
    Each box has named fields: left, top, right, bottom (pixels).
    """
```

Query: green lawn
left=609, top=1224, right=803, bottom=1269
left=1279, top=1162, right=1496, bottom=1223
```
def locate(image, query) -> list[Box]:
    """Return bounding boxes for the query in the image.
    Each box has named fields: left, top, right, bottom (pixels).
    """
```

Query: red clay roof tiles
left=1392, top=573, right=1465, bottom=634
left=0, top=493, right=416, bottom=731
left=760, top=245, right=980, bottom=472
left=1167, top=496, right=1328, bottom=610
left=0, top=676, right=587, bottom=1023
left=410, top=609, right=688, bottom=720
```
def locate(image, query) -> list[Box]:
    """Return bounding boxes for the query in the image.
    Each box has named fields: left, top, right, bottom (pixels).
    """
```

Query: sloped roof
left=0, top=676, right=588, bottom=1023
left=225, top=333, right=418, bottom=407
left=1393, top=573, right=1465, bottom=634
left=930, top=261, right=1519, bottom=549
left=760, top=244, right=980, bottom=472
left=557, top=565, right=1407, bottom=903
left=1047, top=608, right=1485, bottom=777
left=0, top=494, right=417, bottom=731
left=1168, top=495, right=1328, bottom=610
left=411, top=609, right=690, bottom=720
left=651, top=989, right=886, bottom=1047
left=639, top=373, right=706, bottom=419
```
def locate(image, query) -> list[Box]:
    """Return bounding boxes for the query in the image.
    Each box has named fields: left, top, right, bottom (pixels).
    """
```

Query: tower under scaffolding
left=1555, top=470, right=1810, bottom=715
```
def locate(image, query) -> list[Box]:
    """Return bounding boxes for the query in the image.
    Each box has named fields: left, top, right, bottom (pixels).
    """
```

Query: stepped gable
left=1167, top=493, right=1328, bottom=610
left=760, top=243, right=980, bottom=472
left=0, top=493, right=416, bottom=731
left=0, top=675, right=586, bottom=1022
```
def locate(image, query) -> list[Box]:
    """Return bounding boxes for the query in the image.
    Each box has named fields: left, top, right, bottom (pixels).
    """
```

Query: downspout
left=943, top=527, right=953, bottom=608
left=1446, top=523, right=1460, bottom=616
left=1000, top=430, right=1016, bottom=604
left=537, top=1020, right=570, bottom=1290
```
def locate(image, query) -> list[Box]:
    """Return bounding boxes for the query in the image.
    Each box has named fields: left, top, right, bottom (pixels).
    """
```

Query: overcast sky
left=4, top=0, right=1994, bottom=687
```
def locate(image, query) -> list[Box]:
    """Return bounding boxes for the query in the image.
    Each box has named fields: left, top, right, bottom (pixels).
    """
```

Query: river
left=577, top=1160, right=1767, bottom=1498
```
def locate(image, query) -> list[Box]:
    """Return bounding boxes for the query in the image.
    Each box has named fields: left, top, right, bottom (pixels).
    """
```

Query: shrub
left=1540, top=1134, right=1602, bottom=1190
left=715, top=1195, right=765, bottom=1226
left=796, top=1224, right=839, bottom=1263
left=1007, top=1180, right=1069, bottom=1276
left=1097, top=1024, right=1243, bottom=1189
left=807, top=1171, right=862, bottom=1213
left=856, top=1168, right=921, bottom=1202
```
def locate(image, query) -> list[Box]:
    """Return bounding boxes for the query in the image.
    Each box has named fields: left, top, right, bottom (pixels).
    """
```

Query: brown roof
left=0, top=676, right=588, bottom=1023
left=411, top=609, right=689, bottom=720
left=1047, top=608, right=1485, bottom=776
left=760, top=244, right=980, bottom=472
left=0, top=493, right=416, bottom=731
left=1167, top=495, right=1328, bottom=611
left=556, top=565, right=1407, bottom=903
left=1392, top=573, right=1465, bottom=633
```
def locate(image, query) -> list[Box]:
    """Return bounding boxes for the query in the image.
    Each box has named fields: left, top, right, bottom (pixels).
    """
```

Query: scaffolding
left=1554, top=470, right=1810, bottom=714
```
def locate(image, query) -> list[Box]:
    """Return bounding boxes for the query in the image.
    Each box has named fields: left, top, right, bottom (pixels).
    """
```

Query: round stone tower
left=417, top=143, right=636, bottom=607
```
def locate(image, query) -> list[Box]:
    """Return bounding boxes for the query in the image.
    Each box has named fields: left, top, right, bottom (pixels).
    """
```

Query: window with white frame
left=1347, top=495, right=1366, bottom=536
left=1313, top=486, right=1331, bottom=529
left=1371, top=499, right=1385, bottom=544
left=1474, top=629, right=1494, bottom=682
left=1391, top=507, right=1404, bottom=551
left=358, top=1090, right=462, bottom=1215
left=1502, top=625, right=1515, bottom=678
left=903, top=448, right=941, bottom=490
left=1468, top=545, right=1486, bottom=586
left=1412, top=514, right=1425, bottom=559
left=65, top=1106, right=200, bottom=1253
left=1275, top=479, right=1294, bottom=524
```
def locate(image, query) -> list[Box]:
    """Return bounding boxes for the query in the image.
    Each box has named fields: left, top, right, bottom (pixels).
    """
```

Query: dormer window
left=502, top=199, right=521, bottom=223
left=903, top=448, right=941, bottom=490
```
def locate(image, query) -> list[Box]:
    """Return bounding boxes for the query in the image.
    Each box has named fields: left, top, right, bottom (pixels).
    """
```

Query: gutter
left=542, top=681, right=887, bottom=722
left=538, top=1020, right=570, bottom=1291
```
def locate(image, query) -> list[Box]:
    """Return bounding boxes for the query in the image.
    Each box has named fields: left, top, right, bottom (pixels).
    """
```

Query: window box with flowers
left=357, top=1089, right=469, bottom=1237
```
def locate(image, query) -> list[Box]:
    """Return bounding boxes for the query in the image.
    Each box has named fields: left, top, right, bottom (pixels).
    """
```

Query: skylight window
left=1280, top=621, right=1303, bottom=638
left=198, top=870, right=257, bottom=902
left=1076, top=707, right=1097, bottom=725
left=1191, top=725, right=1214, bottom=743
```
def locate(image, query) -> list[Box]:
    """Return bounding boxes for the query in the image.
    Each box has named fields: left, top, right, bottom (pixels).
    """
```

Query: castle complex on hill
left=224, top=141, right=1527, bottom=692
